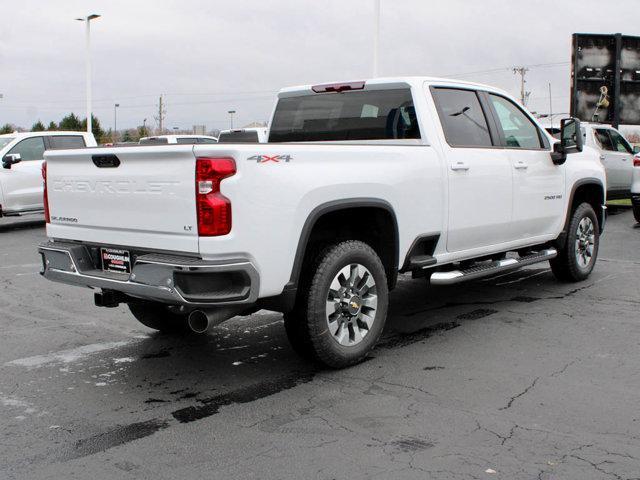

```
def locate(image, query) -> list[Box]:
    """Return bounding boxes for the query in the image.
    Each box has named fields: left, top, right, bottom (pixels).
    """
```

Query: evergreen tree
left=59, top=113, right=82, bottom=131
left=0, top=123, right=14, bottom=134
left=47, top=121, right=58, bottom=131
left=122, top=130, right=133, bottom=142
left=80, top=114, right=105, bottom=141
left=31, top=120, right=46, bottom=132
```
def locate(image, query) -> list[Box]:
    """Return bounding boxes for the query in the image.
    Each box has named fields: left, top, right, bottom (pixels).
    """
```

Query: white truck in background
left=39, top=77, right=605, bottom=368
left=0, top=131, right=96, bottom=217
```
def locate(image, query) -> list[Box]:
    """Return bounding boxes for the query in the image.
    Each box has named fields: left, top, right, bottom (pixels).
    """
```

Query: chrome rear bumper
left=38, top=241, right=259, bottom=307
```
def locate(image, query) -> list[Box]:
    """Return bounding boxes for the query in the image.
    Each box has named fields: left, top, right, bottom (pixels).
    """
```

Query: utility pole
left=113, top=103, right=119, bottom=142
left=513, top=66, right=530, bottom=106
left=156, top=95, right=166, bottom=134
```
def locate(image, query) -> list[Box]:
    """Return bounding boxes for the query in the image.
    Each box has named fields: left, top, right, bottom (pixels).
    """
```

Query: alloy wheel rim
left=575, top=217, right=595, bottom=268
left=325, top=263, right=377, bottom=347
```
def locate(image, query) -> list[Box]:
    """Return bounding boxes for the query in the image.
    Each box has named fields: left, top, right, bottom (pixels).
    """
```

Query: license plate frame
left=100, top=248, right=131, bottom=275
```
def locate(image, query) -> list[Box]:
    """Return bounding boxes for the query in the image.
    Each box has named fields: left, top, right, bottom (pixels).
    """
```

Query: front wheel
left=284, top=240, right=389, bottom=368
left=550, top=202, right=599, bottom=282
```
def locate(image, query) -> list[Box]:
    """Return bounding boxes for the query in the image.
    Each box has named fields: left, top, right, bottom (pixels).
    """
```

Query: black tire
left=284, top=240, right=389, bottom=369
left=550, top=202, right=599, bottom=282
left=128, top=301, right=191, bottom=334
left=633, top=205, right=640, bottom=224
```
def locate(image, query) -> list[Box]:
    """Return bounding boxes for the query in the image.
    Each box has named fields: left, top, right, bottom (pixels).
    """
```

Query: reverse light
left=42, top=161, right=50, bottom=223
left=195, top=157, right=236, bottom=236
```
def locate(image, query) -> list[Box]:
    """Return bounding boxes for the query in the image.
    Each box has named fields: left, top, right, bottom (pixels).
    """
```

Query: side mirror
left=551, top=117, right=583, bottom=165
left=633, top=145, right=640, bottom=154
left=2, top=153, right=22, bottom=169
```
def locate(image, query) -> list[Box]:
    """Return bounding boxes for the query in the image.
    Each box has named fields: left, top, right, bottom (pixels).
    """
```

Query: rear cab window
left=175, top=138, right=199, bottom=144
left=139, top=137, right=169, bottom=145
left=269, top=88, right=420, bottom=142
left=218, top=131, right=260, bottom=143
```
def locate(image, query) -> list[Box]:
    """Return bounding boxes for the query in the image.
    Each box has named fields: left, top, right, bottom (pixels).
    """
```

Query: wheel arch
left=556, top=178, right=605, bottom=248
left=288, top=198, right=399, bottom=292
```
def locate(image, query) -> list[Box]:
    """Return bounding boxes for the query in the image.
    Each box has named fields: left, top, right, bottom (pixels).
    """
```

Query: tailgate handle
left=92, top=154, right=121, bottom=168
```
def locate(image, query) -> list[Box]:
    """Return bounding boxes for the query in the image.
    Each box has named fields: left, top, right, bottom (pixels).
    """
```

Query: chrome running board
left=430, top=248, right=557, bottom=286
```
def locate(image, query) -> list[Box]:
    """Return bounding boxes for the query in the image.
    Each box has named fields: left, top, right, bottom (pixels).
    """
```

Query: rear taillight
left=42, top=161, right=50, bottom=223
left=195, top=157, right=236, bottom=236
left=634, top=156, right=640, bottom=167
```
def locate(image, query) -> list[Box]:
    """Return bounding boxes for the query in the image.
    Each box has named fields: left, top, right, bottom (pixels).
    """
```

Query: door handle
left=451, top=162, right=470, bottom=171
left=514, top=161, right=528, bottom=170
left=599, top=155, right=606, bottom=161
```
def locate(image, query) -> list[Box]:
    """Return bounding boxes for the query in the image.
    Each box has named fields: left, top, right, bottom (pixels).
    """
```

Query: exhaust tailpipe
left=187, top=307, right=245, bottom=334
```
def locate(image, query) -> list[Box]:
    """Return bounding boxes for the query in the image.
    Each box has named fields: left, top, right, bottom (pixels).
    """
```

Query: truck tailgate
left=45, top=146, right=199, bottom=253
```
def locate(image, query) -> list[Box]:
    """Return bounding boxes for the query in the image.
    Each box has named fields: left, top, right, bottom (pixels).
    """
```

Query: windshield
left=0, top=137, right=16, bottom=150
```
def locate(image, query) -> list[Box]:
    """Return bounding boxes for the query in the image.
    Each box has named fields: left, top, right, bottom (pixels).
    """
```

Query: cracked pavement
left=1, top=209, right=639, bottom=479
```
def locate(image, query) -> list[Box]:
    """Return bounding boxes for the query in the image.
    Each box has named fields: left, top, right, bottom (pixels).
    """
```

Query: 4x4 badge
left=247, top=155, right=292, bottom=163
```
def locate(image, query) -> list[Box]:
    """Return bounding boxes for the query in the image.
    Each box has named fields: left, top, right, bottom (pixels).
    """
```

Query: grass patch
left=607, top=199, right=632, bottom=206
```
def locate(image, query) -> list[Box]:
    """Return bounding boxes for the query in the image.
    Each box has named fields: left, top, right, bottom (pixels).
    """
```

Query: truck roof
left=0, top=131, right=92, bottom=139
left=277, top=76, right=511, bottom=98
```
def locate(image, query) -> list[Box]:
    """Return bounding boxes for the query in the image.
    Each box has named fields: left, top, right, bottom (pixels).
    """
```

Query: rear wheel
left=550, top=202, right=599, bottom=282
left=128, top=301, right=190, bottom=334
left=284, top=240, right=389, bottom=368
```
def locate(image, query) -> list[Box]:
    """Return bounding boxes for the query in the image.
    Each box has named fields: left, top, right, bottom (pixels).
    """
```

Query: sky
left=1, top=0, right=639, bottom=133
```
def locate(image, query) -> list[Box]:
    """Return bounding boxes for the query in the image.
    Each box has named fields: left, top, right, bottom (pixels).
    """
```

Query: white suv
left=581, top=123, right=636, bottom=201
left=0, top=131, right=96, bottom=216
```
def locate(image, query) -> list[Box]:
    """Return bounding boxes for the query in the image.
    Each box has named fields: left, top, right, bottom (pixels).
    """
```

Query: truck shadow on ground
left=0, top=217, right=45, bottom=232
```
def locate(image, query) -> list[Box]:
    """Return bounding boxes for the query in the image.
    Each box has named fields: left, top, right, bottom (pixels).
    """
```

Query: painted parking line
left=5, top=340, right=135, bottom=368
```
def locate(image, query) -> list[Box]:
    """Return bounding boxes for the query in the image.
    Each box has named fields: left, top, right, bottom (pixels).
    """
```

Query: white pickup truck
left=0, top=131, right=96, bottom=216
left=39, top=77, right=606, bottom=368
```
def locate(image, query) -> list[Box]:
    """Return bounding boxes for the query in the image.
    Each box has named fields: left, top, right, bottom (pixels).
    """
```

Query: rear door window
left=432, top=88, right=493, bottom=147
left=8, top=137, right=46, bottom=161
left=269, top=88, right=420, bottom=142
left=48, top=135, right=86, bottom=149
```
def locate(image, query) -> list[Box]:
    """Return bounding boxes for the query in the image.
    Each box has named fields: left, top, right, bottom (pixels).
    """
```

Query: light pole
left=113, top=103, right=119, bottom=142
left=76, top=14, right=101, bottom=134
left=228, top=110, right=236, bottom=129
left=373, top=0, right=380, bottom=77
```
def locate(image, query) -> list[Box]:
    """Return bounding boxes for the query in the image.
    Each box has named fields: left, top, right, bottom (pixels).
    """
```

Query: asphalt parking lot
left=1, top=209, right=639, bottom=480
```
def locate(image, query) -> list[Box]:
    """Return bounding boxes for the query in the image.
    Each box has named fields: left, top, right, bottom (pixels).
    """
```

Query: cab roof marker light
left=311, top=81, right=366, bottom=93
